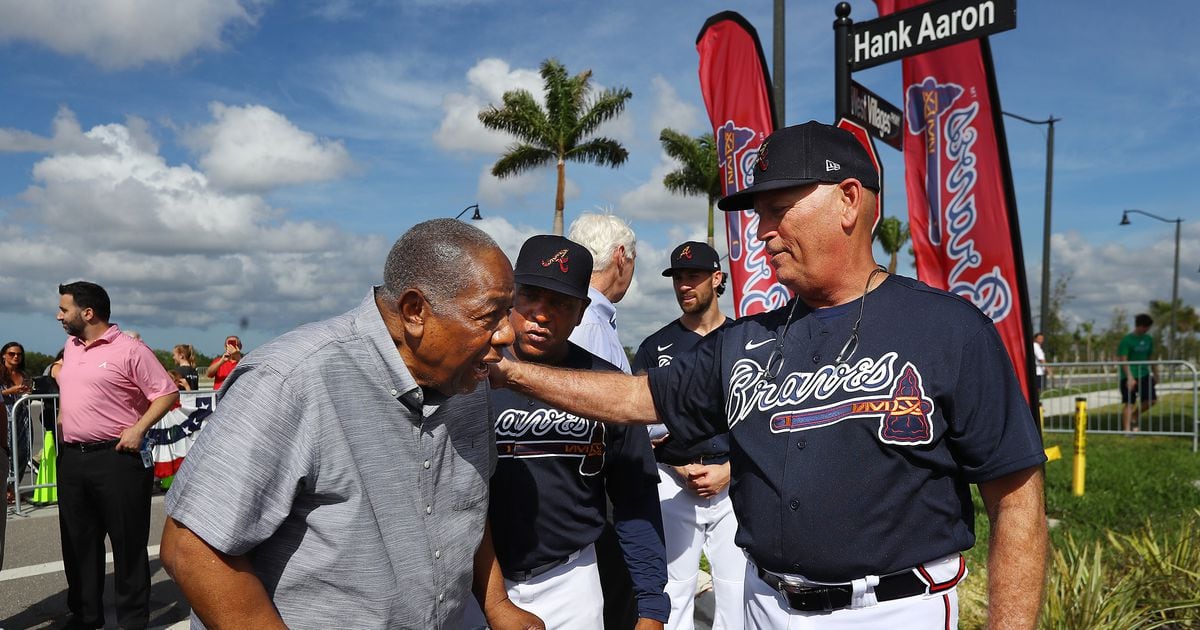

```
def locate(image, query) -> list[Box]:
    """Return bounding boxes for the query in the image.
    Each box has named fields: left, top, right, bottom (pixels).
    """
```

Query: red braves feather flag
left=696, top=12, right=788, bottom=317
left=875, top=0, right=1037, bottom=404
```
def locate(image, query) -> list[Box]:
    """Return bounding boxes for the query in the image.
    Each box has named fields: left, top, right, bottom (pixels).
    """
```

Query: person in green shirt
left=1118, top=313, right=1157, bottom=433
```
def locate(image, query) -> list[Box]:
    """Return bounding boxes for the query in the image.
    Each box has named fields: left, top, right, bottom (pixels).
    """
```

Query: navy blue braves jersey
left=632, top=318, right=733, bottom=466
left=646, top=275, right=1046, bottom=582
left=489, top=343, right=669, bottom=619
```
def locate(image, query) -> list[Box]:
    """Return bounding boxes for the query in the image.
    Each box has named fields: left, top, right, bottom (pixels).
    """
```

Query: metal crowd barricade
left=6, top=389, right=219, bottom=517
left=1039, top=360, right=1199, bottom=452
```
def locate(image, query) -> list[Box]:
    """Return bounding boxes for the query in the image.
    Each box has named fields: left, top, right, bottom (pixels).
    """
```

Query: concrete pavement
left=0, top=494, right=189, bottom=629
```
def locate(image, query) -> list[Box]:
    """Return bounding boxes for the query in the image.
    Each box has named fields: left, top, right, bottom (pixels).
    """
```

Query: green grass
left=957, top=433, right=1200, bottom=628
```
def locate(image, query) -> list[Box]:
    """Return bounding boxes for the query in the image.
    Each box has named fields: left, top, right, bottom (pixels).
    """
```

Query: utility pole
left=1002, top=112, right=1060, bottom=334
left=773, top=0, right=785, bottom=129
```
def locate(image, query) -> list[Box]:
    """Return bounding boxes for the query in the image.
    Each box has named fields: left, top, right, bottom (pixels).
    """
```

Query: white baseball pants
left=657, top=464, right=746, bottom=630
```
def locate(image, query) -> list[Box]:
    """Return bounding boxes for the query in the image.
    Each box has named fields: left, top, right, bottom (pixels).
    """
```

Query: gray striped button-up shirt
left=166, top=290, right=495, bottom=629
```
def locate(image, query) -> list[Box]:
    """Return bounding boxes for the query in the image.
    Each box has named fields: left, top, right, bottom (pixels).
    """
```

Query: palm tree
left=660, top=130, right=721, bottom=246
left=875, top=216, right=911, bottom=274
left=478, top=58, right=632, bottom=235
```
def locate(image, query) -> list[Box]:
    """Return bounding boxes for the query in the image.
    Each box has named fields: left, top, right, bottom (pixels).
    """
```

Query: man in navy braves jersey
left=470, top=235, right=669, bottom=630
left=632, top=241, right=745, bottom=630
left=491, top=122, right=1048, bottom=628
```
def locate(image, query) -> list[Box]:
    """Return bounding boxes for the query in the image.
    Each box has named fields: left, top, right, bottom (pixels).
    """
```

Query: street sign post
left=836, top=117, right=884, bottom=230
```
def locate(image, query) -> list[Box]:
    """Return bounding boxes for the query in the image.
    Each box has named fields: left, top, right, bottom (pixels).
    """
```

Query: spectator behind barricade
left=1033, top=332, right=1050, bottom=392
left=173, top=344, right=200, bottom=391
left=1119, top=313, right=1157, bottom=434
left=1, top=402, right=7, bottom=568
left=44, top=348, right=65, bottom=378
left=205, top=335, right=242, bottom=391
left=168, top=370, right=193, bottom=391
left=2, top=341, right=32, bottom=504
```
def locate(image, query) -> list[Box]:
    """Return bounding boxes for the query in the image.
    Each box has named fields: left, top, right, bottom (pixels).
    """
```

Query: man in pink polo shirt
left=56, top=281, right=178, bottom=630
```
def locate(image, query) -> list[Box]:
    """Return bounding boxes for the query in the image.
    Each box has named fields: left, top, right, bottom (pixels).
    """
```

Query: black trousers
left=57, top=445, right=153, bottom=629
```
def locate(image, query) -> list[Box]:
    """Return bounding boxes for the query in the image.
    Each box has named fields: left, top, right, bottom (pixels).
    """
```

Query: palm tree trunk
left=707, top=199, right=715, bottom=247
left=888, top=252, right=898, bottom=275
left=553, top=158, right=566, bottom=235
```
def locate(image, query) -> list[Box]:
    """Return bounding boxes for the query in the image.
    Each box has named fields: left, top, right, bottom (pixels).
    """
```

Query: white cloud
left=1, top=110, right=390, bottom=331
left=616, top=151, right=712, bottom=225
left=184, top=103, right=354, bottom=192
left=0, top=0, right=262, bottom=70
left=648, top=75, right=701, bottom=138
left=1041, top=226, right=1200, bottom=331
left=0, top=106, right=107, bottom=154
left=434, top=58, right=543, bottom=153
left=477, top=164, right=543, bottom=207
left=435, top=58, right=635, bottom=154
left=318, top=53, right=448, bottom=127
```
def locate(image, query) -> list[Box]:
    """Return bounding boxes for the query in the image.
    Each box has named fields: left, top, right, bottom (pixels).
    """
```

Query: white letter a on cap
left=825, top=160, right=841, bottom=172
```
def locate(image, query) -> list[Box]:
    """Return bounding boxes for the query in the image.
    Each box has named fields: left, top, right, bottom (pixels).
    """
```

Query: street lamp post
left=454, top=204, right=483, bottom=221
left=1002, top=111, right=1060, bottom=334
left=1120, top=209, right=1183, bottom=360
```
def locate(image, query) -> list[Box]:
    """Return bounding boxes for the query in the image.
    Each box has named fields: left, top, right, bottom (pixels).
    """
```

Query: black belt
left=61, top=439, right=120, bottom=453
left=657, top=453, right=730, bottom=467
left=757, top=566, right=929, bottom=612
left=502, top=553, right=576, bottom=582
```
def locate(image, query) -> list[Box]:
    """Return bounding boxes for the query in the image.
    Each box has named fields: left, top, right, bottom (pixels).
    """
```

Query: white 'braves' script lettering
left=495, top=408, right=593, bottom=438
left=725, top=352, right=899, bottom=428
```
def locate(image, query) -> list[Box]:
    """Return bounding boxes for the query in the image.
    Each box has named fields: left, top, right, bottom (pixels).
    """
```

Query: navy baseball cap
left=661, top=241, right=721, bottom=276
left=717, top=120, right=880, bottom=211
left=513, top=235, right=593, bottom=300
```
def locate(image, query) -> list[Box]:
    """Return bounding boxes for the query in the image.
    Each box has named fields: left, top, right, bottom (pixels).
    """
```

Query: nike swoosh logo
left=744, top=339, right=774, bottom=351
left=656, top=344, right=673, bottom=352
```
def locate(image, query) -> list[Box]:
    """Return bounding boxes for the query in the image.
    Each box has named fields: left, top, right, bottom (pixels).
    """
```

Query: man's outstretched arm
left=490, top=356, right=659, bottom=425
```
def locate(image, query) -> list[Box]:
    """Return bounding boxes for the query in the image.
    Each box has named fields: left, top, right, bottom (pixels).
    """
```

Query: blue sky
left=0, top=0, right=1196, bottom=357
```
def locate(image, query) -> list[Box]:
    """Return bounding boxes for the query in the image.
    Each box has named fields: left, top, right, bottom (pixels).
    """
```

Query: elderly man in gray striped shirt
left=161, top=220, right=543, bottom=629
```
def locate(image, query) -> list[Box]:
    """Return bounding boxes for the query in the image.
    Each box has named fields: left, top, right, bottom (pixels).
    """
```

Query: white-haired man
left=568, top=212, right=637, bottom=373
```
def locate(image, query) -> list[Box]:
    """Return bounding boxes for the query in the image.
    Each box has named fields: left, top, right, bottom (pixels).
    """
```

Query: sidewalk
left=1041, top=381, right=1196, bottom=418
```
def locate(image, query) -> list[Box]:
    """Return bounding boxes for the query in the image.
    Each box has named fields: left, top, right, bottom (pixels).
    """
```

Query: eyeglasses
left=4, top=352, right=21, bottom=357
left=762, top=265, right=886, bottom=381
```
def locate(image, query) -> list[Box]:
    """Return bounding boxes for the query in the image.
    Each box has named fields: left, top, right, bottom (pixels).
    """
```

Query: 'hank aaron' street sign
left=849, top=0, right=1016, bottom=71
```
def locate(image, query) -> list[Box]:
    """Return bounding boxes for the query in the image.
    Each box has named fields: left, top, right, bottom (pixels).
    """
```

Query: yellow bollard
left=1072, top=397, right=1087, bottom=496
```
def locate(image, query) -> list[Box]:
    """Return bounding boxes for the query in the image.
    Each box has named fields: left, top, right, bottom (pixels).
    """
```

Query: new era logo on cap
left=716, top=120, right=881, bottom=211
